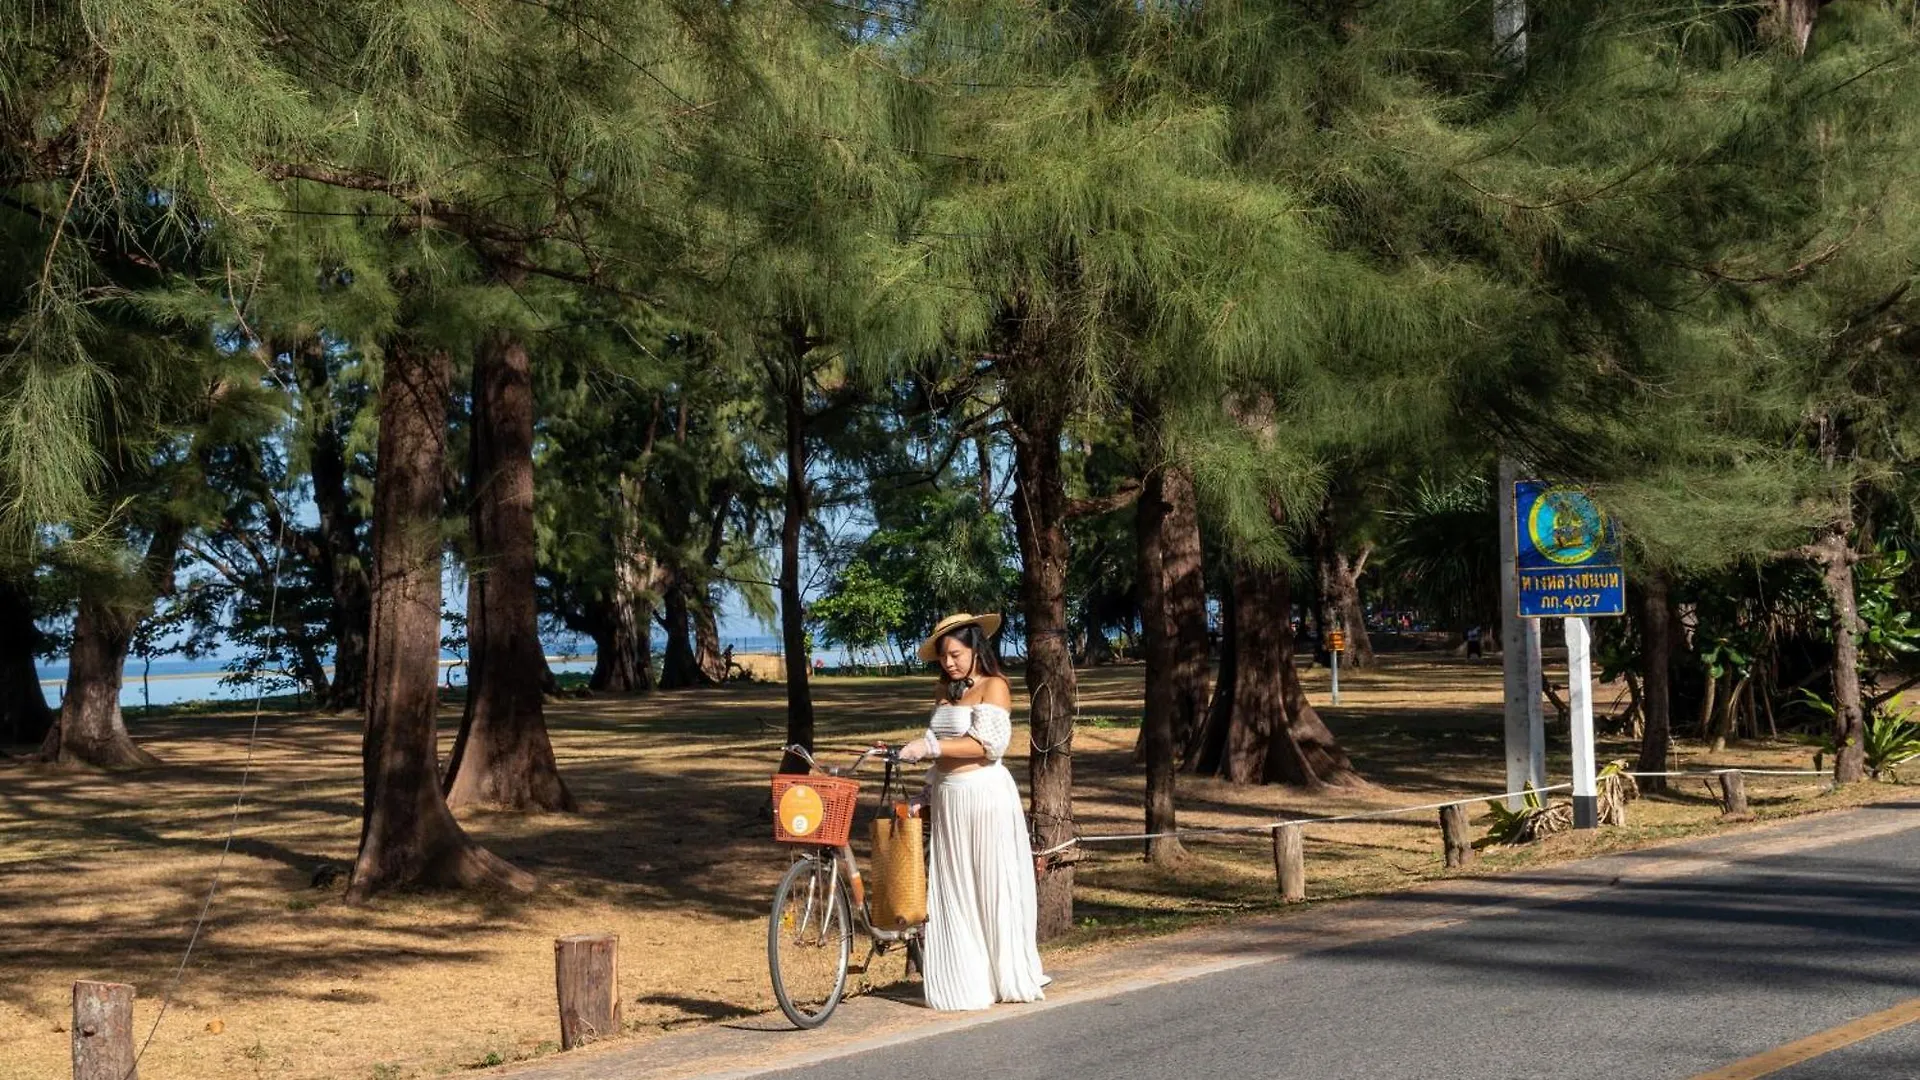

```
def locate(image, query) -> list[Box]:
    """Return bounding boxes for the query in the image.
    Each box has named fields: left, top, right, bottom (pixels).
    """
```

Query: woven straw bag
left=867, top=806, right=927, bottom=930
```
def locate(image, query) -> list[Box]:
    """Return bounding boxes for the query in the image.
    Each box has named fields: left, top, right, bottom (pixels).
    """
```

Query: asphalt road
left=761, top=809, right=1920, bottom=1080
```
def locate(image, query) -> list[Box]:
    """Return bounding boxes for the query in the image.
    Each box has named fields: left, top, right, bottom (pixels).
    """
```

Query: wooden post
left=1719, top=770, right=1749, bottom=818
left=555, top=933, right=621, bottom=1050
left=1273, top=824, right=1305, bottom=903
left=1439, top=804, right=1476, bottom=869
left=72, top=981, right=136, bottom=1080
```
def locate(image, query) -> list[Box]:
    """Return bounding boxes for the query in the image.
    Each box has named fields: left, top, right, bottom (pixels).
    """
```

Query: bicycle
left=767, top=743, right=926, bottom=1029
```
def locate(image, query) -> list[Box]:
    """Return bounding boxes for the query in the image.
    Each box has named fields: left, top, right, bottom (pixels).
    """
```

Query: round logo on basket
left=779, top=784, right=825, bottom=837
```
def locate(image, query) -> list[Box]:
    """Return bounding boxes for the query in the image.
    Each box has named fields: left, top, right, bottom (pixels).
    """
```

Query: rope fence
left=1628, top=769, right=1827, bottom=778
left=1034, top=768, right=1833, bottom=859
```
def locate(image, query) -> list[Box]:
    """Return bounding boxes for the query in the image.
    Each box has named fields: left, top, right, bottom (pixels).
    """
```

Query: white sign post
left=1526, top=620, right=1545, bottom=791
left=1514, top=478, right=1621, bottom=831
left=1565, top=615, right=1598, bottom=829
left=1330, top=640, right=1341, bottom=705
left=1498, top=459, right=1544, bottom=808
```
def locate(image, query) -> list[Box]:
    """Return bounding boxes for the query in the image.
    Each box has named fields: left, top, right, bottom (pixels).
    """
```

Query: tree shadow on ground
left=636, top=994, right=760, bottom=1023
left=0, top=655, right=1857, bottom=1067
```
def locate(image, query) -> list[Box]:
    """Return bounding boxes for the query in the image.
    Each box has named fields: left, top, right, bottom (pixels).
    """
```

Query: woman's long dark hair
left=934, top=623, right=1003, bottom=678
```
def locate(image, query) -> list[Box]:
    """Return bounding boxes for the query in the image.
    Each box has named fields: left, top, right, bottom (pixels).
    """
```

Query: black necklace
left=945, top=676, right=975, bottom=703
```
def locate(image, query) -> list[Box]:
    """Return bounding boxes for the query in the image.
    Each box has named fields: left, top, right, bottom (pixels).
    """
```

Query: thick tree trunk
left=1010, top=375, right=1077, bottom=941
left=589, top=475, right=658, bottom=694
left=585, top=596, right=648, bottom=693
left=0, top=579, right=54, bottom=746
left=1635, top=572, right=1674, bottom=792
left=1269, top=606, right=1362, bottom=788
left=445, top=329, right=575, bottom=812
left=351, top=343, right=531, bottom=901
left=326, top=585, right=371, bottom=712
left=43, top=518, right=184, bottom=767
left=1161, top=466, right=1211, bottom=760
left=1330, top=549, right=1374, bottom=669
left=692, top=497, right=731, bottom=685
left=1081, top=618, right=1117, bottom=665
left=777, top=339, right=815, bottom=775
left=1187, top=548, right=1363, bottom=788
left=659, top=574, right=702, bottom=689
left=1314, top=540, right=1336, bottom=666
left=1814, top=528, right=1866, bottom=783
left=693, top=598, right=726, bottom=685
left=289, top=638, right=332, bottom=705
left=1222, top=560, right=1287, bottom=784
left=1696, top=671, right=1719, bottom=742
left=296, top=340, right=372, bottom=713
left=42, top=598, right=158, bottom=768
left=1135, top=466, right=1185, bottom=866
left=1709, top=674, right=1749, bottom=754
left=1313, top=503, right=1372, bottom=669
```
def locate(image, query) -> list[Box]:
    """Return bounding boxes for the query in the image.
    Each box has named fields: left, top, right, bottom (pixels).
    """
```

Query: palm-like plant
left=1807, top=692, right=1920, bottom=780
left=1483, top=784, right=1573, bottom=846
left=1865, top=708, right=1920, bottom=781
left=1380, top=472, right=1498, bottom=634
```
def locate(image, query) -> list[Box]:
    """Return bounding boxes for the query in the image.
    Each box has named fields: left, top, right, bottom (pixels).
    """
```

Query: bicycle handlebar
left=782, top=743, right=900, bottom=777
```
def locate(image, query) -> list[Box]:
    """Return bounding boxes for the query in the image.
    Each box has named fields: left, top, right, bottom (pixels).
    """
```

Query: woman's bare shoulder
left=978, top=675, right=1014, bottom=708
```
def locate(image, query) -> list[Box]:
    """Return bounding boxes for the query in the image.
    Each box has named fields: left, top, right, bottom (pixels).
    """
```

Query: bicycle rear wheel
left=768, top=853, right=852, bottom=1028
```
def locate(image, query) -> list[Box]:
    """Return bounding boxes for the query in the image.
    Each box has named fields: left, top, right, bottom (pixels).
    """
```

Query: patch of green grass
left=1079, top=713, right=1141, bottom=729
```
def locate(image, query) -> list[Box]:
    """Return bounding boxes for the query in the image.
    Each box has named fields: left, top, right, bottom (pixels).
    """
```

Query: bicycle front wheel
left=768, top=853, right=852, bottom=1028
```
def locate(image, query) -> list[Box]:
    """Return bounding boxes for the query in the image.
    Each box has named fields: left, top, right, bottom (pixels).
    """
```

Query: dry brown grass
left=0, top=655, right=1896, bottom=1080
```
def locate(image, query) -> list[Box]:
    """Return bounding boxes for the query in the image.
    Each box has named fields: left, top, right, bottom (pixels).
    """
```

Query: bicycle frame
left=781, top=745, right=923, bottom=946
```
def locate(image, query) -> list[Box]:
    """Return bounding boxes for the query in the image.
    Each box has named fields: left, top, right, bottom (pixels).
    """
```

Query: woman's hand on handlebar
left=872, top=736, right=932, bottom=763
left=896, top=733, right=940, bottom=764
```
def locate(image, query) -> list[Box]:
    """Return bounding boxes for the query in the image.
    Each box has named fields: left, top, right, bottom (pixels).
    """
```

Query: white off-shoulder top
left=925, top=702, right=1013, bottom=763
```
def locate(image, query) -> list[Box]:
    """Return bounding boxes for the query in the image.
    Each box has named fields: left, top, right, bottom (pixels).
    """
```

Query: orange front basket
left=771, top=774, right=860, bottom=846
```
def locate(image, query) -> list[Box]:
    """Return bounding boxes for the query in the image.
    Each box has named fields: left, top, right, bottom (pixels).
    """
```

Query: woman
left=895, top=612, right=1049, bottom=1011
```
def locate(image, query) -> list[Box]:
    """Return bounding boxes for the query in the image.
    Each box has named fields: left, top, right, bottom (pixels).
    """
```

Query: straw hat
left=916, top=612, right=1003, bottom=663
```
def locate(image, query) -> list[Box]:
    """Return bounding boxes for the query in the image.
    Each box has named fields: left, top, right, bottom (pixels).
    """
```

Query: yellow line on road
left=1690, top=997, right=1920, bottom=1079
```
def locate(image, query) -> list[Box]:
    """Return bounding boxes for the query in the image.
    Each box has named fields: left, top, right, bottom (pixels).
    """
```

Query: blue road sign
left=1515, top=481, right=1624, bottom=618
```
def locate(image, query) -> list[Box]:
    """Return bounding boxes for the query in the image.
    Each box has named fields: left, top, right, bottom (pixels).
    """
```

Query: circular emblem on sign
left=778, top=784, right=825, bottom=837
left=1528, top=488, right=1607, bottom=566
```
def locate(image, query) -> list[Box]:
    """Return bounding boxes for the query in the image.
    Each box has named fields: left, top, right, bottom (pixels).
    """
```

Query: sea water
left=36, top=635, right=802, bottom=710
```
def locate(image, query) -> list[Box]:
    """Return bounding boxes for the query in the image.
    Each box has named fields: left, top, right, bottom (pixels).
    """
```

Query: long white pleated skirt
left=922, top=762, right=1048, bottom=1011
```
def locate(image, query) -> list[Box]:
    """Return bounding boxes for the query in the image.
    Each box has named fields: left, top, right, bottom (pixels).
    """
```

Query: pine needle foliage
left=880, top=2, right=1510, bottom=561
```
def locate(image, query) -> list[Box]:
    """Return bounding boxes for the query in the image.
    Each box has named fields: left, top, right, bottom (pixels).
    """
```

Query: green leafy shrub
left=1865, top=708, right=1920, bottom=780
left=1483, top=785, right=1572, bottom=845
left=1804, top=692, right=1920, bottom=779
